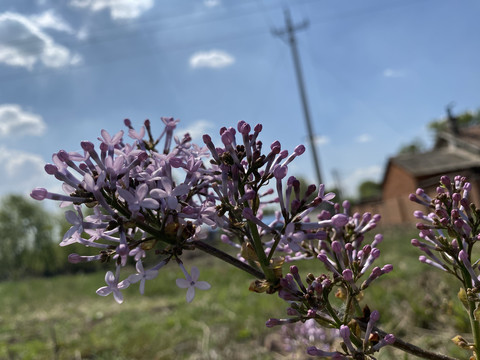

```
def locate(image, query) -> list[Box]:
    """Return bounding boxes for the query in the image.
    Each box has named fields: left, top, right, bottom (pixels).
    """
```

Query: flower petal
left=176, top=278, right=190, bottom=288
left=195, top=281, right=211, bottom=290
left=190, top=266, right=200, bottom=281
left=96, top=286, right=112, bottom=296
left=105, top=271, right=115, bottom=285
left=113, top=289, right=124, bottom=304
left=186, top=287, right=195, bottom=303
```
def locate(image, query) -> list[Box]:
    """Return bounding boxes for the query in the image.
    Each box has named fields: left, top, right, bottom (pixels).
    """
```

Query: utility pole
left=272, top=9, right=323, bottom=186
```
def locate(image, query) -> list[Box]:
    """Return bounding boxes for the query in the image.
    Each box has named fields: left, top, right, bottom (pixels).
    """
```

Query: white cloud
left=0, top=12, right=81, bottom=70
left=70, top=0, right=154, bottom=20
left=0, top=146, right=58, bottom=198
left=189, top=50, right=235, bottom=69
left=0, top=104, right=46, bottom=137
left=177, top=119, right=215, bottom=142
left=355, top=134, right=372, bottom=143
left=204, top=0, right=220, bottom=7
left=30, top=10, right=74, bottom=34
left=314, top=135, right=329, bottom=146
left=383, top=68, right=406, bottom=78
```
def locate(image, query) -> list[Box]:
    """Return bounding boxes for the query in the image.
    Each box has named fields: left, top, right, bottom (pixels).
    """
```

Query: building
left=353, top=114, right=480, bottom=225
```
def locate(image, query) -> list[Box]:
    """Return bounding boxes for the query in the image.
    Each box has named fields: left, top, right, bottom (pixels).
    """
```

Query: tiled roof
left=390, top=148, right=480, bottom=177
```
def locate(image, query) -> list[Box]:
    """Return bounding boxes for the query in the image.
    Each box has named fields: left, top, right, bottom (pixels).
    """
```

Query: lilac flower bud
left=294, top=144, right=305, bottom=155
left=339, top=324, right=350, bottom=339
left=202, top=134, right=212, bottom=145
left=331, top=241, right=342, bottom=254
left=452, top=192, right=461, bottom=202
left=254, top=123, right=262, bottom=132
left=68, top=253, right=85, bottom=263
left=339, top=325, right=356, bottom=353
left=440, top=175, right=451, bottom=187
left=372, top=234, right=383, bottom=247
left=30, top=187, right=48, bottom=200
left=458, top=249, right=469, bottom=263
left=364, top=309, right=380, bottom=347
left=384, top=334, right=396, bottom=345
left=287, top=307, right=299, bottom=316
left=305, top=184, right=316, bottom=197
left=44, top=164, right=58, bottom=175
left=290, top=265, right=299, bottom=275
left=419, top=256, right=447, bottom=271
left=382, top=264, right=393, bottom=273
left=414, top=210, right=424, bottom=218
left=371, top=334, right=396, bottom=351
left=124, top=118, right=132, bottom=127
left=331, top=214, right=348, bottom=228
left=411, top=239, right=421, bottom=247
left=221, top=131, right=234, bottom=146
left=242, top=208, right=255, bottom=221
left=273, top=165, right=288, bottom=180
left=342, top=269, right=353, bottom=282
left=237, top=120, right=251, bottom=135
left=342, top=200, right=350, bottom=211
left=81, top=141, right=96, bottom=152
left=265, top=318, right=282, bottom=328
left=270, top=140, right=281, bottom=153
left=318, top=210, right=331, bottom=220
left=370, top=310, right=380, bottom=322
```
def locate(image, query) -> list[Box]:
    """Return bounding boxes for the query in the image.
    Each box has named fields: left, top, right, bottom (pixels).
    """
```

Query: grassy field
left=0, top=226, right=474, bottom=359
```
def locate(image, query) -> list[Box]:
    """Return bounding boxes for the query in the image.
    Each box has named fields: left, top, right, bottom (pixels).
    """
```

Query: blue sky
left=1, top=0, right=479, bottom=201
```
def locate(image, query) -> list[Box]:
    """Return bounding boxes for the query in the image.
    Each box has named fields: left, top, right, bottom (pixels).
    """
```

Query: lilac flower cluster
left=32, top=118, right=216, bottom=303
left=264, top=201, right=395, bottom=358
left=31, top=117, right=397, bottom=358
left=410, top=175, right=480, bottom=358
left=411, top=175, right=480, bottom=294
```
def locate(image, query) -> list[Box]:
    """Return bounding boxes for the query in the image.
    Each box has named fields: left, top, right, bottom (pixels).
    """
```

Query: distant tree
left=358, top=180, right=382, bottom=201
left=0, top=194, right=112, bottom=279
left=397, top=138, right=426, bottom=155
left=429, top=108, right=480, bottom=133
left=0, top=194, right=62, bottom=279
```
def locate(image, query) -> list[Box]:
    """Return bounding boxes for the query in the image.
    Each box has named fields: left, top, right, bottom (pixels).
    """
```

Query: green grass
left=0, top=255, right=287, bottom=360
left=0, top=227, right=477, bottom=359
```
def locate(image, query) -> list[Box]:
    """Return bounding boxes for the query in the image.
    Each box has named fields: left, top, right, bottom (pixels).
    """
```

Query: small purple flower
left=126, top=261, right=161, bottom=295
left=117, top=183, right=159, bottom=214
left=176, top=264, right=211, bottom=303
left=96, top=268, right=129, bottom=304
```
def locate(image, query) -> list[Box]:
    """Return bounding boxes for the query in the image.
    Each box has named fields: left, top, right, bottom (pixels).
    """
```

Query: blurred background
left=0, top=0, right=479, bottom=359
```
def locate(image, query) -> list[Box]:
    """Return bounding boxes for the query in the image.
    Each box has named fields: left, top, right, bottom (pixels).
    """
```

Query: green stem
left=322, top=293, right=342, bottom=326
left=468, top=299, right=480, bottom=359
left=247, top=220, right=276, bottom=282
left=192, top=240, right=265, bottom=279
left=343, top=292, right=354, bottom=324
left=460, top=265, right=480, bottom=359
left=356, top=321, right=461, bottom=360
